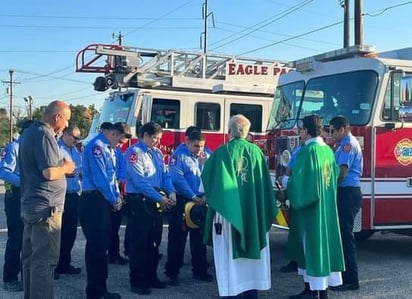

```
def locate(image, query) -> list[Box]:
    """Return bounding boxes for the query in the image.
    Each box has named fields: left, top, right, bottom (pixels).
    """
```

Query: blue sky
left=1, top=0, right=411, bottom=115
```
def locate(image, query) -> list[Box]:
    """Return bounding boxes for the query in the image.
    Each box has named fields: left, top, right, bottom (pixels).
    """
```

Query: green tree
left=0, top=108, right=11, bottom=147
left=30, top=104, right=98, bottom=137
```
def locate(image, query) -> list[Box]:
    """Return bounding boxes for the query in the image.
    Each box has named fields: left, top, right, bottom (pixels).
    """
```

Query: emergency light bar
left=294, top=45, right=376, bottom=72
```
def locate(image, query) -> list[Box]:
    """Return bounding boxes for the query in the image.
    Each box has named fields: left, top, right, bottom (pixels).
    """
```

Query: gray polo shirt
left=19, top=121, right=67, bottom=216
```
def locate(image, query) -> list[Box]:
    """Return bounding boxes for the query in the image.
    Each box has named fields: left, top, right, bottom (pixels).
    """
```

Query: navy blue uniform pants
left=80, top=192, right=112, bottom=299
left=58, top=192, right=80, bottom=270
left=165, top=196, right=207, bottom=278
left=108, top=209, right=123, bottom=260
left=3, top=186, right=23, bottom=283
left=337, top=186, right=362, bottom=285
left=126, top=194, right=162, bottom=289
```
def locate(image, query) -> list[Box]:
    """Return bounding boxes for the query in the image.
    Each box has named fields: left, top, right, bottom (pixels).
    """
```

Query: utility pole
left=2, top=70, right=20, bottom=142
left=343, top=0, right=350, bottom=47
left=113, top=31, right=123, bottom=46
left=200, top=0, right=215, bottom=54
left=24, top=96, right=34, bottom=120
left=339, top=0, right=350, bottom=47
left=354, top=0, right=363, bottom=46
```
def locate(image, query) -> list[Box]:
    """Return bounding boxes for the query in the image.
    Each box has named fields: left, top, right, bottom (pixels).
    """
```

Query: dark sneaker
left=109, top=255, right=128, bottom=265
left=56, top=265, right=81, bottom=275
left=150, top=279, right=167, bottom=289
left=131, top=286, right=152, bottom=295
left=193, top=273, right=214, bottom=282
left=4, top=280, right=23, bottom=292
left=280, top=261, right=298, bottom=273
left=102, top=291, right=121, bottom=299
left=168, top=276, right=180, bottom=286
left=329, top=283, right=360, bottom=291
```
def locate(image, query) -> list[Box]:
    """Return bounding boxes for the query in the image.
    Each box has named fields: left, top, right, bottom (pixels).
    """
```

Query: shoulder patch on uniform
left=343, top=144, right=352, bottom=153
left=0, top=147, right=7, bottom=159
left=92, top=145, right=103, bottom=158
left=129, top=152, right=138, bottom=164
left=169, top=155, right=177, bottom=166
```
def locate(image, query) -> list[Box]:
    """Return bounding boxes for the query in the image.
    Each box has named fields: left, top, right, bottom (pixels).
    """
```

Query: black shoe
left=280, top=261, right=298, bottom=273
left=54, top=270, right=60, bottom=280
left=289, top=287, right=319, bottom=299
left=329, top=283, right=359, bottom=291
left=4, top=280, right=23, bottom=292
left=150, top=279, right=167, bottom=289
left=56, top=265, right=81, bottom=275
left=289, top=290, right=319, bottom=299
left=131, top=286, right=152, bottom=295
left=168, top=276, right=180, bottom=286
left=109, top=255, right=128, bottom=265
left=193, top=273, right=213, bottom=282
left=102, top=292, right=121, bottom=299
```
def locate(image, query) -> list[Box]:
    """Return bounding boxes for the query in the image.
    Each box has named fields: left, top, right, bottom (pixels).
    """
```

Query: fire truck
left=268, top=45, right=412, bottom=240
left=76, top=44, right=289, bottom=156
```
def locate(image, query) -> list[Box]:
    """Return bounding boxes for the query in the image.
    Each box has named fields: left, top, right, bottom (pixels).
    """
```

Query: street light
left=24, top=96, right=33, bottom=120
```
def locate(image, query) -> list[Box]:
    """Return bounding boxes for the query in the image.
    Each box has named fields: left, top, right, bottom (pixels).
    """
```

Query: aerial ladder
left=75, top=44, right=289, bottom=93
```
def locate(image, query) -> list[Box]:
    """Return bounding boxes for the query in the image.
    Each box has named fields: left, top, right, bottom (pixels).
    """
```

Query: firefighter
left=165, top=130, right=212, bottom=286
left=80, top=122, right=125, bottom=299
left=125, top=121, right=176, bottom=295
left=329, top=115, right=363, bottom=292
left=0, top=120, right=34, bottom=292
left=56, top=125, right=82, bottom=276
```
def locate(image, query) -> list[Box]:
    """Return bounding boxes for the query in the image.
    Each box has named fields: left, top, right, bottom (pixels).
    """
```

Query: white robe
left=298, top=231, right=343, bottom=290
left=212, top=214, right=271, bottom=296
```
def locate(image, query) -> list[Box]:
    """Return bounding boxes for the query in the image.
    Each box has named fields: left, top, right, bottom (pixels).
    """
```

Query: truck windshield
left=99, top=93, right=135, bottom=124
left=267, top=81, right=304, bottom=129
left=269, top=70, right=378, bottom=129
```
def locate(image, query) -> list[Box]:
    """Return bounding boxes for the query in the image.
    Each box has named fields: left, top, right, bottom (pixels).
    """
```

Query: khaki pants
left=21, top=210, right=62, bottom=299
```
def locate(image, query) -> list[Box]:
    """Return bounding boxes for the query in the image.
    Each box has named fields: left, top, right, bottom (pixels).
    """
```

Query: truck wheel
left=354, top=230, right=374, bottom=242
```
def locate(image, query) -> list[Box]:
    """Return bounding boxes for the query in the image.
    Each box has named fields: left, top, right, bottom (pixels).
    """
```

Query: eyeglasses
left=68, top=133, right=81, bottom=141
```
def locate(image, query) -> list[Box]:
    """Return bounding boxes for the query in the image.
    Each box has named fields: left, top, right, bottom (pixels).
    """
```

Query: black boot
left=289, top=283, right=319, bottom=299
left=319, top=290, right=328, bottom=299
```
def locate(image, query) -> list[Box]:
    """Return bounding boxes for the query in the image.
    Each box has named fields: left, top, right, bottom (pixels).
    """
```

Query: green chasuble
left=287, top=139, right=345, bottom=277
left=286, top=140, right=345, bottom=277
left=201, top=138, right=277, bottom=259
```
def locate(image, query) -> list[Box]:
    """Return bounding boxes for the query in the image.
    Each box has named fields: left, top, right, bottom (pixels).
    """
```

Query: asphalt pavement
left=0, top=183, right=412, bottom=298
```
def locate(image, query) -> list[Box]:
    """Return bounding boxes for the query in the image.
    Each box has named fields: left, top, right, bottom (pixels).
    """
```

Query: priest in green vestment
left=287, top=115, right=345, bottom=299
left=201, top=114, right=277, bottom=298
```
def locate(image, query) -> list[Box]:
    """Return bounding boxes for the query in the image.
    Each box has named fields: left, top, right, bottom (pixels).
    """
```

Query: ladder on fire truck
left=75, top=44, right=288, bottom=93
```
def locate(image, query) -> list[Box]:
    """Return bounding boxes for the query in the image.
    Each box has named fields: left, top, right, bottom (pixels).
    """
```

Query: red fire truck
left=76, top=44, right=289, bottom=157
left=268, top=45, right=412, bottom=240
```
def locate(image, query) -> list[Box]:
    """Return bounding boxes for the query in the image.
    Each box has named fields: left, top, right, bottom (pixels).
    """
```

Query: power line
left=12, top=70, right=91, bottom=84
left=238, top=20, right=343, bottom=56
left=0, top=24, right=199, bottom=30
left=0, top=14, right=200, bottom=21
left=209, top=0, right=313, bottom=51
left=122, top=0, right=196, bottom=38
left=363, top=1, right=412, bottom=17
left=215, top=21, right=339, bottom=47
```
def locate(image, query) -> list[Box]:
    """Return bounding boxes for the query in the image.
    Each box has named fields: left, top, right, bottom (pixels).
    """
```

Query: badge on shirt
left=93, top=145, right=103, bottom=158
left=343, top=144, right=352, bottom=153
left=129, top=152, right=138, bottom=164
left=169, top=155, right=177, bottom=166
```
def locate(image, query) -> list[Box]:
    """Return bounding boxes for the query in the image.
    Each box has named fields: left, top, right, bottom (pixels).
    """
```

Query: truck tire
left=354, top=230, right=374, bottom=242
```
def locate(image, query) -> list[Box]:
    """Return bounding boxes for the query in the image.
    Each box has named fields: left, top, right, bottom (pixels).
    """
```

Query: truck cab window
left=195, top=103, right=220, bottom=131
left=230, top=103, right=263, bottom=132
left=150, top=98, right=180, bottom=129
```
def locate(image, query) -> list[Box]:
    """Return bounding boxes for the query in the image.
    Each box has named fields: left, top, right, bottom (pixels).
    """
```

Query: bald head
left=44, top=100, right=70, bottom=116
left=42, top=100, right=71, bottom=134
